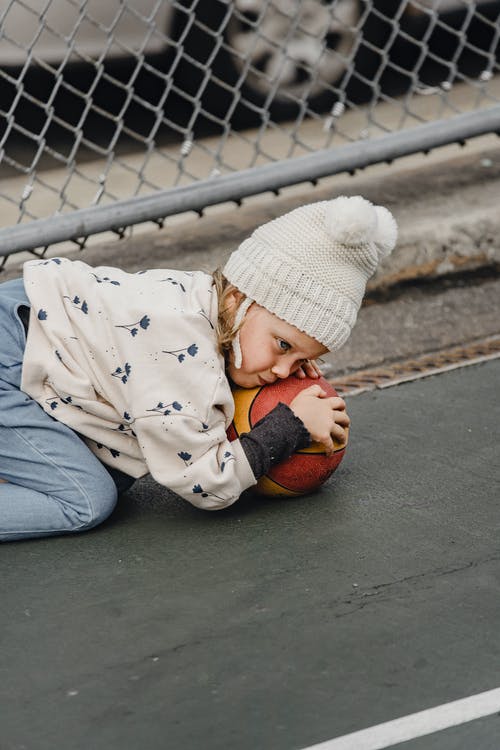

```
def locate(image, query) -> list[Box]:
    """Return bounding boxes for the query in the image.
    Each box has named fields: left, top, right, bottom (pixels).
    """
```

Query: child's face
left=227, top=300, right=328, bottom=389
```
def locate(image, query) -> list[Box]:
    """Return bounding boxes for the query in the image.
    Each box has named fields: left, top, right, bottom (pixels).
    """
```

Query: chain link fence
left=1, top=0, right=500, bottom=267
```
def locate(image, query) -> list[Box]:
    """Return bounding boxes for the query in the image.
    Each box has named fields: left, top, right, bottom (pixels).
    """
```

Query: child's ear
left=225, top=286, right=245, bottom=312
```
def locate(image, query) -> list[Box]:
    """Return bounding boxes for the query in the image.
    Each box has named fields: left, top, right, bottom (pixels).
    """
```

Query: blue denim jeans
left=0, top=278, right=134, bottom=541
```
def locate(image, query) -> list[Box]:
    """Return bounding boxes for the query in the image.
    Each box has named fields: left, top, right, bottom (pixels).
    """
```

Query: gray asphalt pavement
left=1, top=358, right=499, bottom=750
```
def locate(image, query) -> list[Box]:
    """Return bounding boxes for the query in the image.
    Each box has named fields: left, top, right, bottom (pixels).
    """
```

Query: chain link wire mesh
left=1, top=0, right=500, bottom=267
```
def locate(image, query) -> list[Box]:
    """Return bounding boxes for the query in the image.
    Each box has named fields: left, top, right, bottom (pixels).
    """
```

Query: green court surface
left=1, top=359, right=499, bottom=750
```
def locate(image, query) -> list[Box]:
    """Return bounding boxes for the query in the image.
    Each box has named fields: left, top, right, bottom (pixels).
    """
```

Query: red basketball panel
left=264, top=448, right=345, bottom=494
left=226, top=422, right=238, bottom=442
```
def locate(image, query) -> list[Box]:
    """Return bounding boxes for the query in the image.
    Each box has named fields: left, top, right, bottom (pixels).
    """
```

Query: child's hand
left=294, top=358, right=322, bottom=379
left=289, top=385, right=350, bottom=455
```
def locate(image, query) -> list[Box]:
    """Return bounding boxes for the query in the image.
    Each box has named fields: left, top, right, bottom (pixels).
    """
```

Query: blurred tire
left=176, top=0, right=390, bottom=124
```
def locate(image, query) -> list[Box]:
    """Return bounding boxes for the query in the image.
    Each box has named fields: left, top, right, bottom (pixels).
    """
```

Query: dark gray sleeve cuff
left=238, top=402, right=311, bottom=479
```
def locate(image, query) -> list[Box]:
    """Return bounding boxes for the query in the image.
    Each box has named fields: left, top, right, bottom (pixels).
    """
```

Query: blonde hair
left=212, top=268, right=247, bottom=361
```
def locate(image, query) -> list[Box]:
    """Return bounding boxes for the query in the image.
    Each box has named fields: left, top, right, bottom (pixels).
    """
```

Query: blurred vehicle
left=1, top=0, right=499, bottom=126
left=195, top=0, right=500, bottom=119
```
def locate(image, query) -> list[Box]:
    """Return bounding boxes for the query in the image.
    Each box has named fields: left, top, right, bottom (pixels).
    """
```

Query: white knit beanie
left=223, top=195, right=397, bottom=351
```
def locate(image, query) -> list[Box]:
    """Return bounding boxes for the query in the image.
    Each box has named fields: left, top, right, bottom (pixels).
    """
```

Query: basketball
left=227, top=375, right=348, bottom=497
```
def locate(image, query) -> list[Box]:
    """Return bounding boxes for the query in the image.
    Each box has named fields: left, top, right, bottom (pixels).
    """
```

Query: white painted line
left=301, top=687, right=500, bottom=750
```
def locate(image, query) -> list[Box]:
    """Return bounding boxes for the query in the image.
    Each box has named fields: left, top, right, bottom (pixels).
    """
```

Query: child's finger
left=293, top=360, right=320, bottom=379
left=291, top=383, right=324, bottom=396
left=302, top=384, right=327, bottom=397
left=327, top=396, right=347, bottom=410
left=302, top=359, right=321, bottom=378
left=323, top=436, right=335, bottom=456
left=333, top=409, right=350, bottom=427
left=331, top=423, right=348, bottom=444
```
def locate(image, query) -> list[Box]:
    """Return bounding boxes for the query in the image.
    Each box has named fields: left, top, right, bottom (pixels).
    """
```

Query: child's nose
left=271, top=360, right=292, bottom=379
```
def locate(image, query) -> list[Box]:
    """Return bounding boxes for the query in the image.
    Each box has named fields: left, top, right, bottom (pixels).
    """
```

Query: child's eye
left=277, top=339, right=291, bottom=352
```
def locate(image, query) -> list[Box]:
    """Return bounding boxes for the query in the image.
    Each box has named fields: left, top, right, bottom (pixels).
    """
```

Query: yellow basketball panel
left=231, top=386, right=260, bottom=436
left=255, top=475, right=303, bottom=497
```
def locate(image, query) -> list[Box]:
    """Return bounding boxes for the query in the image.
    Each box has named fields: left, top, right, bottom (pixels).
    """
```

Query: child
left=0, top=195, right=397, bottom=541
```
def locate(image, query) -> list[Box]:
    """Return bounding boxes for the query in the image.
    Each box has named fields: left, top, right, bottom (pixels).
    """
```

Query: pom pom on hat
left=223, top=195, right=397, bottom=351
left=325, top=195, right=398, bottom=259
left=324, top=195, right=378, bottom=244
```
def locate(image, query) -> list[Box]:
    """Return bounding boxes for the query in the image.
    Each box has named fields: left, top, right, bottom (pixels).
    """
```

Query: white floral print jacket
left=21, top=258, right=256, bottom=509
